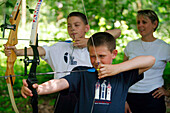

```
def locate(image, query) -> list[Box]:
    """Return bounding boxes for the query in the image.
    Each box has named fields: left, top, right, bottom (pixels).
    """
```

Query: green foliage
left=0, top=0, right=169, bottom=112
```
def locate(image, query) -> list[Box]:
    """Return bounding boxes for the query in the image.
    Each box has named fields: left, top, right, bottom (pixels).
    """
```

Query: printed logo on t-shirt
left=94, top=80, right=112, bottom=105
left=64, top=52, right=77, bottom=65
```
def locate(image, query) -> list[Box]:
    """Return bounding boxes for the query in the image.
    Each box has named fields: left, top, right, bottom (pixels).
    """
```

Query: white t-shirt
left=41, top=42, right=92, bottom=79
left=124, top=38, right=170, bottom=93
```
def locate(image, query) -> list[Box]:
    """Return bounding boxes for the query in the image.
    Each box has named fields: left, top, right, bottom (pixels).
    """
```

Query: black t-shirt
left=63, top=66, right=143, bottom=113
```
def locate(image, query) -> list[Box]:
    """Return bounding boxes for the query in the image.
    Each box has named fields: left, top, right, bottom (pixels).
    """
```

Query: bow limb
left=5, top=0, right=22, bottom=113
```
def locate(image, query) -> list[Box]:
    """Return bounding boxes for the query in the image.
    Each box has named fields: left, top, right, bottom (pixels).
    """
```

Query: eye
left=74, top=23, right=80, bottom=26
left=75, top=24, right=80, bottom=27
left=142, top=20, right=147, bottom=24
left=99, top=55, right=105, bottom=58
left=137, top=21, right=140, bottom=24
left=90, top=56, right=95, bottom=58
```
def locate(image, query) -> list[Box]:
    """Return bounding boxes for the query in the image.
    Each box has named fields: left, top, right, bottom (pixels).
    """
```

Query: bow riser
left=5, top=10, right=21, bottom=86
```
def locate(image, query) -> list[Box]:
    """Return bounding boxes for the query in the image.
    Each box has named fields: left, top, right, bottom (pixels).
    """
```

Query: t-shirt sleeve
left=166, top=44, right=170, bottom=62
left=124, top=43, right=129, bottom=57
left=123, top=69, right=144, bottom=87
left=159, top=40, right=170, bottom=62
left=40, top=45, right=49, bottom=60
left=124, top=41, right=132, bottom=57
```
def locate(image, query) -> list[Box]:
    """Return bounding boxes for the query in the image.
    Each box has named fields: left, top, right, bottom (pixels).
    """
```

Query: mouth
left=71, top=33, right=77, bottom=36
left=138, top=28, right=145, bottom=32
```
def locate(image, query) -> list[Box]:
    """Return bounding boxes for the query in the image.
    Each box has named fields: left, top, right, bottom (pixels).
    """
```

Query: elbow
left=149, top=55, right=156, bottom=67
left=117, top=29, right=121, bottom=37
left=113, top=29, right=121, bottom=39
left=105, top=29, right=121, bottom=39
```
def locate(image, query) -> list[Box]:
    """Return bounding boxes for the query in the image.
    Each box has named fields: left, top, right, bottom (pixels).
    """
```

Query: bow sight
left=1, top=14, right=17, bottom=38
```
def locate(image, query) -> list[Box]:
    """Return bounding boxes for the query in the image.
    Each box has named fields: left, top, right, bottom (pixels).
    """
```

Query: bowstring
left=64, top=35, right=75, bottom=76
left=81, top=0, right=100, bottom=67
left=80, top=1, right=100, bottom=113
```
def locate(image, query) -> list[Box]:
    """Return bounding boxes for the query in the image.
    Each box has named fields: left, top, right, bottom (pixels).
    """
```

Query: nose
left=71, top=26, right=75, bottom=31
left=138, top=23, right=142, bottom=27
left=94, top=57, right=100, bottom=65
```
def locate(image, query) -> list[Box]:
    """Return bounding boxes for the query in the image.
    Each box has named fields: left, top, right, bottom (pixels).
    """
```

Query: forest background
left=0, top=0, right=169, bottom=113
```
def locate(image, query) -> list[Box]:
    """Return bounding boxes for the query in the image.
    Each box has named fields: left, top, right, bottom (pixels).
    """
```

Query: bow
left=4, top=0, right=22, bottom=113
left=25, top=0, right=43, bottom=113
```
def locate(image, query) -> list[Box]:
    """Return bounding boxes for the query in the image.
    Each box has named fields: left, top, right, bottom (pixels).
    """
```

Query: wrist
left=15, top=49, right=21, bottom=56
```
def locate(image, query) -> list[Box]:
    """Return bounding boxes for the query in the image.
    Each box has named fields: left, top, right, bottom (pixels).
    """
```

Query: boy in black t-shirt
left=21, top=32, right=155, bottom=113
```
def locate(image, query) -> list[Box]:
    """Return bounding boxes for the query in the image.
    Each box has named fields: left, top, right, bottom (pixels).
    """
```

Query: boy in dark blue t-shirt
left=21, top=32, right=155, bottom=113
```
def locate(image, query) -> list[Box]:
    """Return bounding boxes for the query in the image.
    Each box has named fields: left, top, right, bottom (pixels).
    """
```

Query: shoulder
left=42, top=42, right=73, bottom=55
left=64, top=66, right=96, bottom=84
left=123, top=69, right=143, bottom=79
left=122, top=69, right=144, bottom=85
left=51, top=42, right=73, bottom=48
left=127, top=38, right=141, bottom=45
left=125, top=39, right=140, bottom=51
left=156, top=39, right=170, bottom=50
left=126, top=39, right=141, bottom=49
left=157, top=39, right=170, bottom=46
left=72, top=66, right=94, bottom=71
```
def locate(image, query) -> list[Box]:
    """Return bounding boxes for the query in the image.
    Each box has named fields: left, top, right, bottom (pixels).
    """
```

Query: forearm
left=16, top=48, right=30, bottom=56
left=116, top=55, right=155, bottom=74
left=16, top=46, right=45, bottom=56
left=105, top=29, right=121, bottom=39
left=38, top=79, right=69, bottom=95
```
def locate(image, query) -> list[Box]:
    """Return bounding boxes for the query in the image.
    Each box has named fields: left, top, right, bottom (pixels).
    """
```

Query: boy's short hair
left=67, top=12, right=88, bottom=25
left=137, top=9, right=159, bottom=31
left=87, top=32, right=116, bottom=52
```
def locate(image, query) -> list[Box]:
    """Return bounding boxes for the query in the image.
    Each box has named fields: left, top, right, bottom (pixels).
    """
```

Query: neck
left=141, top=34, right=156, bottom=42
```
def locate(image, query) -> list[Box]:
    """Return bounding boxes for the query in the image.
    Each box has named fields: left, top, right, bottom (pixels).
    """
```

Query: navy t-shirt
left=63, top=66, right=143, bottom=113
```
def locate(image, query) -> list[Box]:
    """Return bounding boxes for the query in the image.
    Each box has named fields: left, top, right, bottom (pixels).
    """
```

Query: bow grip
left=26, top=77, right=38, bottom=113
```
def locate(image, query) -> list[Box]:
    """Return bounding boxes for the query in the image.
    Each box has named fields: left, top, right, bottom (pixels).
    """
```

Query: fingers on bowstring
left=32, top=84, right=39, bottom=89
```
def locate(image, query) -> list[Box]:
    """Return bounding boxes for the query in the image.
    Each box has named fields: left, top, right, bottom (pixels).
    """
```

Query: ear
left=153, top=20, right=158, bottom=29
left=112, top=49, right=118, bottom=59
left=85, top=24, right=90, bottom=33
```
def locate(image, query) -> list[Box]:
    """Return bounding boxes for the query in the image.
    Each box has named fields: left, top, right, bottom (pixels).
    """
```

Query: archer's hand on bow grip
left=21, top=79, right=39, bottom=98
left=26, top=77, right=38, bottom=97
left=4, top=44, right=18, bottom=57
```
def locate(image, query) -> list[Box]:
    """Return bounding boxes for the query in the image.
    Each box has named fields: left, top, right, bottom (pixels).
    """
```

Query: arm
left=105, top=29, right=121, bottom=39
left=4, top=44, right=46, bottom=56
left=37, top=78, right=69, bottom=95
left=98, top=55, right=155, bottom=79
left=21, top=78, right=69, bottom=98
left=74, top=29, right=121, bottom=48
